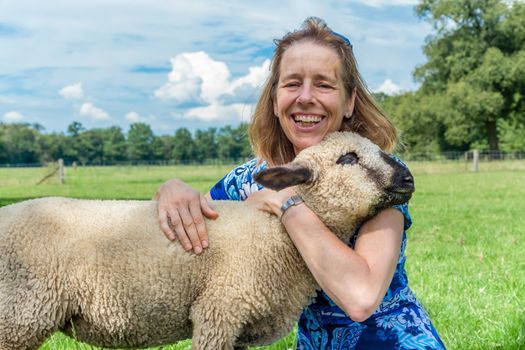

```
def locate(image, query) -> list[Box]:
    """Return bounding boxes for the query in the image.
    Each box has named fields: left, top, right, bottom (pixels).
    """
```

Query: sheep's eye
left=336, top=152, right=359, bottom=165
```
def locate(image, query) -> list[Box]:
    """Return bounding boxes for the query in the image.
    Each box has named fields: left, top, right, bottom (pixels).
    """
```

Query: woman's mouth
left=293, top=114, right=324, bottom=127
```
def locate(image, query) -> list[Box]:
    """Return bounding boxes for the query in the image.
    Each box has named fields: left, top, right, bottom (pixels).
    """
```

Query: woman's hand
left=154, top=179, right=218, bottom=254
left=245, top=187, right=297, bottom=218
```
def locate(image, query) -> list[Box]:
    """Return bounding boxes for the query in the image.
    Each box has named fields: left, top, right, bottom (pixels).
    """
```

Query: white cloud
left=155, top=52, right=269, bottom=121
left=185, top=103, right=253, bottom=122
left=59, top=82, right=84, bottom=100
left=126, top=111, right=141, bottom=122
left=229, top=59, right=271, bottom=92
left=374, top=79, right=402, bottom=95
left=3, top=110, right=25, bottom=122
left=155, top=51, right=229, bottom=103
left=79, top=102, right=110, bottom=120
left=125, top=111, right=157, bottom=123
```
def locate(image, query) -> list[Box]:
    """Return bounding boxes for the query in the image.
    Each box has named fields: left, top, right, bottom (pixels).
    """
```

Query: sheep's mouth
left=385, top=187, right=414, bottom=205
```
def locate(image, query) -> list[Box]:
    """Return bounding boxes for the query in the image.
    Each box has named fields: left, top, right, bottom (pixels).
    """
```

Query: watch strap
left=280, top=194, right=304, bottom=216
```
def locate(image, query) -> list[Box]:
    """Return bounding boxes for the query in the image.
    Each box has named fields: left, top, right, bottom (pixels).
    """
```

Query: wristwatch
left=280, top=194, right=304, bottom=216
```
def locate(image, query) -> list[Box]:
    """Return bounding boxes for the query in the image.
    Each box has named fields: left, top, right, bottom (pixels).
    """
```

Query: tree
left=39, top=133, right=68, bottom=162
left=152, top=135, right=175, bottom=161
left=127, top=123, right=154, bottom=161
left=381, top=92, right=456, bottom=154
left=0, top=124, right=9, bottom=163
left=67, top=121, right=85, bottom=137
left=0, top=123, right=41, bottom=164
left=76, top=129, right=104, bottom=165
left=101, top=126, right=127, bottom=162
left=415, top=0, right=525, bottom=151
left=172, top=128, right=196, bottom=163
left=217, top=123, right=252, bottom=161
left=194, top=128, right=218, bottom=163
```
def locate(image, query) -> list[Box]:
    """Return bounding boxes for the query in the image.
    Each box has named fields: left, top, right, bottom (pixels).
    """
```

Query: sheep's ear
left=254, top=164, right=313, bottom=191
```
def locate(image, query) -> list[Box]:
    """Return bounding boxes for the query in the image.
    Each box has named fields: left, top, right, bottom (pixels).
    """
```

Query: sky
left=0, top=0, right=432, bottom=135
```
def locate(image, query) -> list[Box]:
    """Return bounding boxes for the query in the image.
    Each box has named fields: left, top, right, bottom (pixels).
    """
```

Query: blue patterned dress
left=209, top=158, right=446, bottom=350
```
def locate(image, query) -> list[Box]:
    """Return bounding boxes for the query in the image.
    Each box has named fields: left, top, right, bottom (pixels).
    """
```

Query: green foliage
left=0, top=121, right=252, bottom=165
left=411, top=0, right=525, bottom=151
left=101, top=126, right=127, bottom=162
left=217, top=123, right=252, bottom=161
left=66, top=121, right=85, bottom=137
left=127, top=123, right=155, bottom=161
left=382, top=92, right=450, bottom=153
left=152, top=135, right=175, bottom=161
left=498, top=115, right=525, bottom=151
left=194, top=128, right=218, bottom=162
left=0, top=122, right=41, bottom=164
left=172, top=128, right=196, bottom=162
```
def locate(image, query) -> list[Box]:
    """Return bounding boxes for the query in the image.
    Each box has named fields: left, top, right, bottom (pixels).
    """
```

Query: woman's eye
left=317, top=82, right=334, bottom=89
left=284, top=82, right=300, bottom=88
left=336, top=152, right=359, bottom=165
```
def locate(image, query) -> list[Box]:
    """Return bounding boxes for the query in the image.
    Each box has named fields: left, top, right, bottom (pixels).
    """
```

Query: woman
left=155, top=17, right=445, bottom=350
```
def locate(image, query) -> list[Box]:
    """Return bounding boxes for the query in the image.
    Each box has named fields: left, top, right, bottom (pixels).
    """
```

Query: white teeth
left=294, top=114, right=322, bottom=123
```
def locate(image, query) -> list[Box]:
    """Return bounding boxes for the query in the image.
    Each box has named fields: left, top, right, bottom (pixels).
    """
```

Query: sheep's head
left=254, top=131, right=414, bottom=239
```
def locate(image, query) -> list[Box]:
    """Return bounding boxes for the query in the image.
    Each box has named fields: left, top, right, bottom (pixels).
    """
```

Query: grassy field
left=0, top=160, right=524, bottom=349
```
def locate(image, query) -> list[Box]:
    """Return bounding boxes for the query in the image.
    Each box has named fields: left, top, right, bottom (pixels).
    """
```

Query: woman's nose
left=297, top=86, right=314, bottom=104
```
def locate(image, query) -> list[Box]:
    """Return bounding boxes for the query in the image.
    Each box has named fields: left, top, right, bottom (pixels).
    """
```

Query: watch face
left=281, top=195, right=303, bottom=214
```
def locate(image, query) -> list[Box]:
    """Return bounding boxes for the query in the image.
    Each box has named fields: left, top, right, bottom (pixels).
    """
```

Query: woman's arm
left=246, top=188, right=404, bottom=322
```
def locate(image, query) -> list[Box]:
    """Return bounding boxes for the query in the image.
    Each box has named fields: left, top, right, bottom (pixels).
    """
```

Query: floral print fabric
left=209, top=157, right=445, bottom=350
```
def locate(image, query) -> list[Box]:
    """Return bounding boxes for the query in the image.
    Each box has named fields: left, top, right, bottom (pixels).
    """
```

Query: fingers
left=190, top=200, right=209, bottom=249
left=158, top=207, right=176, bottom=241
left=176, top=207, right=203, bottom=254
left=200, top=194, right=219, bottom=220
left=155, top=179, right=217, bottom=254
left=159, top=201, right=211, bottom=254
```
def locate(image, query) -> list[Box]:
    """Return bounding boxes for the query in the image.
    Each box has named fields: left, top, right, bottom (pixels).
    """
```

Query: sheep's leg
left=0, top=288, right=52, bottom=350
left=190, top=302, right=242, bottom=350
left=0, top=261, right=65, bottom=350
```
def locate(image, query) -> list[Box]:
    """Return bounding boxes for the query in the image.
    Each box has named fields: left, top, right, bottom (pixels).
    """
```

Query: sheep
left=0, top=131, right=414, bottom=350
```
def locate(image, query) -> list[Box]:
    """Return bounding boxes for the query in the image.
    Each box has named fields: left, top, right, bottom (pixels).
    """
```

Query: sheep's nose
left=402, top=173, right=415, bottom=191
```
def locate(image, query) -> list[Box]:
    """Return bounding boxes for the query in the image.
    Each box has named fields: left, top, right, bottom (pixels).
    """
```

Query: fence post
left=472, top=150, right=479, bottom=172
left=58, top=158, right=65, bottom=183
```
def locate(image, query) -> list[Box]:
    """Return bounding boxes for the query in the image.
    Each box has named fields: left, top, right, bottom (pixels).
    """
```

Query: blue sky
left=0, top=0, right=431, bottom=135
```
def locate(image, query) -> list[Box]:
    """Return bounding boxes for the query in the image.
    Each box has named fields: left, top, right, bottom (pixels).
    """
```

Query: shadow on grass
left=0, top=196, right=153, bottom=208
left=0, top=197, right=42, bottom=207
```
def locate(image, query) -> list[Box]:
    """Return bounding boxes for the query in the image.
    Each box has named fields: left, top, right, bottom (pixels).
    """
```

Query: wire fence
left=0, top=158, right=244, bottom=168
left=400, top=150, right=525, bottom=162
left=1, top=151, right=525, bottom=168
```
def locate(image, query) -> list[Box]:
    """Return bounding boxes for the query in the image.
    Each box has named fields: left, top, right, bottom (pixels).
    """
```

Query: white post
left=58, top=158, right=65, bottom=183
left=472, top=150, right=479, bottom=172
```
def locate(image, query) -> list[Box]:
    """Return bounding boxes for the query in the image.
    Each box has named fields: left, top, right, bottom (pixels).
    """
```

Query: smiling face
left=274, top=40, right=355, bottom=155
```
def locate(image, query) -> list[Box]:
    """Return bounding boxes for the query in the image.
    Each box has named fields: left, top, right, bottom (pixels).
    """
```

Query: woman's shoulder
left=209, top=158, right=267, bottom=201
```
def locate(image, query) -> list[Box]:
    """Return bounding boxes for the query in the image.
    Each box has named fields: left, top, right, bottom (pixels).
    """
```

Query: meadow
left=0, top=159, right=524, bottom=350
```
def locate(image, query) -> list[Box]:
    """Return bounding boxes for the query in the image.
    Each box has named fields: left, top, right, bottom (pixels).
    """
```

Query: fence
left=1, top=151, right=525, bottom=169
left=399, top=150, right=525, bottom=162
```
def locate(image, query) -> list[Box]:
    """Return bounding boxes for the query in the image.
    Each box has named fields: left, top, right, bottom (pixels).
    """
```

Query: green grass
left=1, top=160, right=524, bottom=349
left=0, top=164, right=231, bottom=207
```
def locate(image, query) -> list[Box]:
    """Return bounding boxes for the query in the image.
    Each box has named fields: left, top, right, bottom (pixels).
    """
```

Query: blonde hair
left=249, top=17, right=398, bottom=166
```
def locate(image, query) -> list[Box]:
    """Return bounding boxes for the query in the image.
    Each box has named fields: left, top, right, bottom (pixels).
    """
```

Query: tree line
left=0, top=122, right=252, bottom=165
left=1, top=0, right=524, bottom=165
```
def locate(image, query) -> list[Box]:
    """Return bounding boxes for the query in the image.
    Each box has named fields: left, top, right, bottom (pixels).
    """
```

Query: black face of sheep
left=254, top=131, right=415, bottom=235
